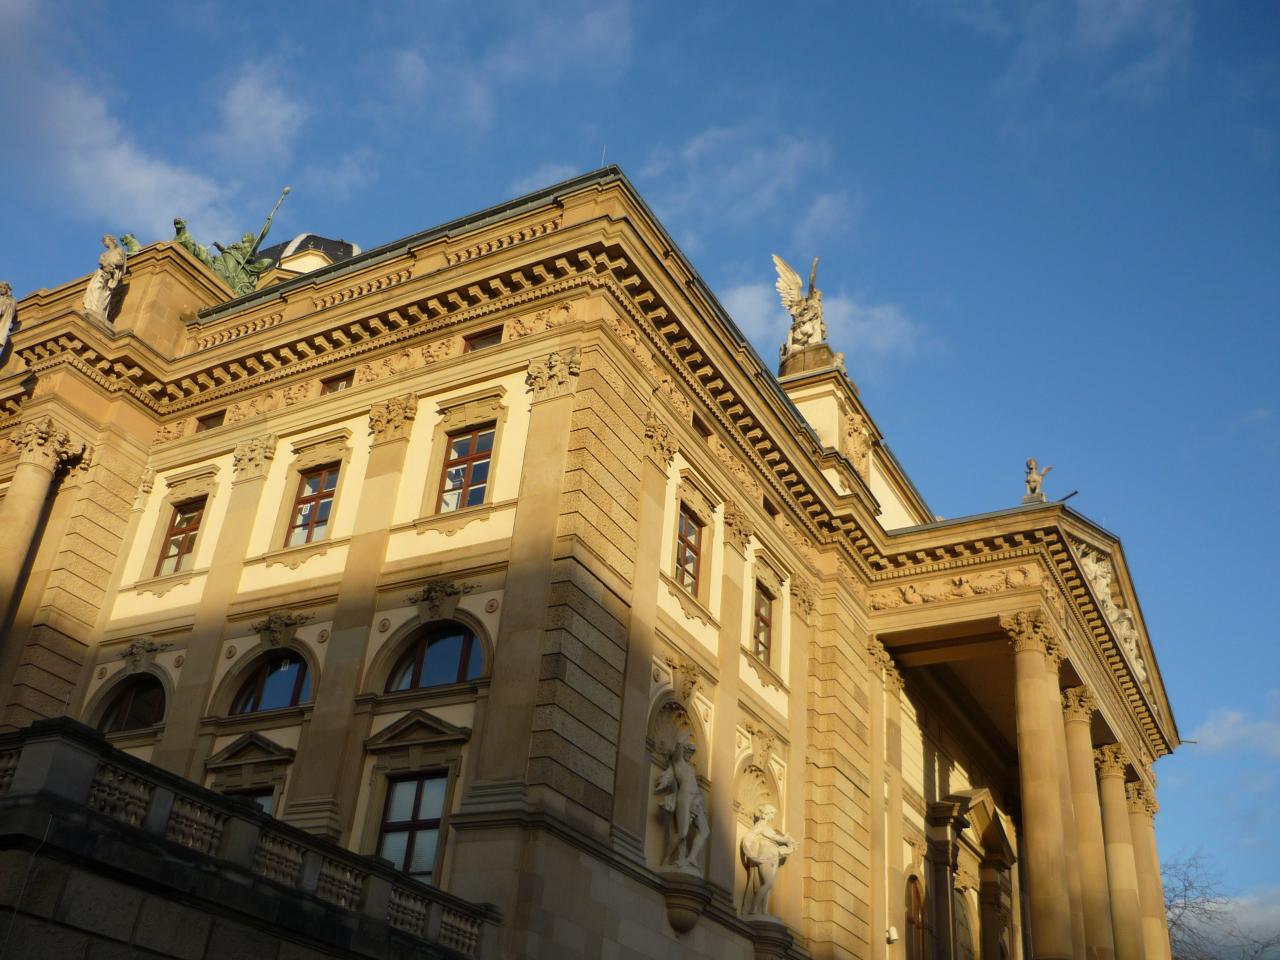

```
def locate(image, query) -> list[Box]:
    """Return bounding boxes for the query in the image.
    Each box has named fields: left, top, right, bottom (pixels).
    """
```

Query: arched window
left=98, top=674, right=166, bottom=733
left=386, top=621, right=483, bottom=693
left=232, top=652, right=312, bottom=714
left=906, top=877, right=927, bottom=960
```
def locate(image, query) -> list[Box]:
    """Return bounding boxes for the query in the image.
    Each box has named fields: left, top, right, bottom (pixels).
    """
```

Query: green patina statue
left=173, top=186, right=291, bottom=297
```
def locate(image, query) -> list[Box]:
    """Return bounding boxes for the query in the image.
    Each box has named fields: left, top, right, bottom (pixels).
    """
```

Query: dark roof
left=257, top=233, right=361, bottom=270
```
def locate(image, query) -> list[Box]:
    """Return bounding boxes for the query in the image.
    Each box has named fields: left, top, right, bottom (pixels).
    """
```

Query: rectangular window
left=378, top=773, right=447, bottom=883
left=752, top=581, right=774, bottom=664
left=195, top=411, right=225, bottom=432
left=227, top=788, right=275, bottom=817
left=436, top=424, right=495, bottom=513
left=675, top=506, right=703, bottom=595
left=463, top=327, right=503, bottom=352
left=154, top=498, right=206, bottom=577
left=286, top=463, right=340, bottom=547
left=321, top=372, right=353, bottom=394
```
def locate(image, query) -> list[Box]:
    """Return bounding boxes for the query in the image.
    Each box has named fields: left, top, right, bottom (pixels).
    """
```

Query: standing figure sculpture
left=655, top=731, right=710, bottom=874
left=1024, top=458, right=1053, bottom=501
left=82, top=235, right=128, bottom=323
left=773, top=254, right=827, bottom=361
left=0, top=281, right=16, bottom=353
left=740, top=803, right=796, bottom=916
left=173, top=186, right=290, bottom=297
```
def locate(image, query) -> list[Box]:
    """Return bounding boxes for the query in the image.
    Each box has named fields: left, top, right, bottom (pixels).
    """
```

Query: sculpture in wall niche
left=773, top=254, right=826, bottom=361
left=0, top=280, right=15, bottom=353
left=656, top=731, right=710, bottom=875
left=740, top=803, right=796, bottom=917
left=82, top=235, right=128, bottom=323
left=1023, top=457, right=1052, bottom=502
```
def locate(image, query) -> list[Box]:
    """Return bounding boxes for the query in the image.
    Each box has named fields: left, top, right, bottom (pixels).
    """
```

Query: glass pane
left=322, top=468, right=339, bottom=491
left=408, top=829, right=438, bottom=877
left=416, top=776, right=447, bottom=819
left=285, top=525, right=309, bottom=548
left=303, top=474, right=322, bottom=496
left=294, top=502, right=315, bottom=527
left=443, top=466, right=465, bottom=490
left=420, top=633, right=464, bottom=687
left=379, top=830, right=409, bottom=869
left=388, top=654, right=415, bottom=692
left=176, top=548, right=195, bottom=573
left=297, top=664, right=312, bottom=704
left=464, top=483, right=486, bottom=507
left=386, top=781, right=416, bottom=822
left=469, top=460, right=489, bottom=485
left=125, top=680, right=165, bottom=727
left=439, top=489, right=461, bottom=513
left=475, top=430, right=495, bottom=453
left=252, top=791, right=274, bottom=816
left=450, top=436, right=471, bottom=459
left=259, top=657, right=302, bottom=710
left=464, top=640, right=483, bottom=680
left=315, top=499, right=333, bottom=524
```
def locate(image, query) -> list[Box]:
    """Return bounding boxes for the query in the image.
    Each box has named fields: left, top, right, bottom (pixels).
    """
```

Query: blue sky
left=2, top=0, right=1277, bottom=919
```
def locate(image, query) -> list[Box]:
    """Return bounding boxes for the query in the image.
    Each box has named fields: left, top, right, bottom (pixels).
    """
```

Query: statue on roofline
left=1024, top=458, right=1053, bottom=502
left=173, top=186, right=290, bottom=297
left=0, top=281, right=16, bottom=353
left=773, top=253, right=827, bottom=361
left=82, top=234, right=128, bottom=324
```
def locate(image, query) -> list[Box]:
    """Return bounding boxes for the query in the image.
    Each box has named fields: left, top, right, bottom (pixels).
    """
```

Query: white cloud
left=509, top=162, right=580, bottom=196
left=793, top=189, right=864, bottom=250
left=1192, top=694, right=1280, bottom=759
left=208, top=63, right=310, bottom=169
left=301, top=147, right=376, bottom=200
left=721, top=283, right=788, bottom=352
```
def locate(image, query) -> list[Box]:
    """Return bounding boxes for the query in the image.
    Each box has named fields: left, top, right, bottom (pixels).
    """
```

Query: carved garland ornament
left=869, top=565, right=1040, bottom=611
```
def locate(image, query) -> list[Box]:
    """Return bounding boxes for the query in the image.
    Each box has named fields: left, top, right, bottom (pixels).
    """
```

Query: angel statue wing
left=772, top=254, right=806, bottom=317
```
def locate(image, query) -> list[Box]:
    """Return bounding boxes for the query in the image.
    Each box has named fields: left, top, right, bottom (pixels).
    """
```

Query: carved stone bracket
left=407, top=580, right=475, bottom=622
left=118, top=638, right=173, bottom=671
left=659, top=872, right=713, bottom=934
left=643, top=410, right=677, bottom=468
left=1094, top=743, right=1129, bottom=779
left=251, top=611, right=313, bottom=646
left=1062, top=686, right=1094, bottom=723
left=368, top=394, right=417, bottom=443
left=525, top=347, right=581, bottom=401
left=744, top=654, right=785, bottom=691
left=232, top=435, right=277, bottom=482
left=16, top=416, right=84, bottom=473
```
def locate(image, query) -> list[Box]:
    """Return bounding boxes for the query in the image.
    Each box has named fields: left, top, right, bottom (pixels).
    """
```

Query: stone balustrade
left=0, top=717, right=498, bottom=959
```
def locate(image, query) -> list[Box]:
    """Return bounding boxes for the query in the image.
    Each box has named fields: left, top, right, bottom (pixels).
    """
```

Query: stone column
left=884, top=660, right=906, bottom=960
left=281, top=396, right=415, bottom=838
left=610, top=412, right=676, bottom=861
left=1062, top=688, right=1117, bottom=960
left=0, top=417, right=82, bottom=627
left=1096, top=746, right=1145, bottom=960
left=1045, top=649, right=1087, bottom=960
left=1126, top=782, right=1171, bottom=960
left=1000, top=611, right=1074, bottom=960
left=867, top=638, right=890, bottom=960
left=152, top=435, right=276, bottom=776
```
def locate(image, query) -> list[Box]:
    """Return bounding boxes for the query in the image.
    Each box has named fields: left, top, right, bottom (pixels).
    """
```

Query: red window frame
left=286, top=463, right=340, bottom=547
left=155, top=498, right=205, bottom=577
left=675, top=506, right=703, bottom=595
left=752, top=581, right=774, bottom=663
left=436, top=424, right=495, bottom=513
left=377, top=772, right=448, bottom=882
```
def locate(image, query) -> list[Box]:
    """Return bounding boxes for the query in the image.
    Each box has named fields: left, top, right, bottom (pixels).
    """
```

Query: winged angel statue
left=773, top=254, right=827, bottom=362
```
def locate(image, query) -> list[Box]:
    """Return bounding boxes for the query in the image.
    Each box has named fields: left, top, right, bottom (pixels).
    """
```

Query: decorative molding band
left=444, top=216, right=562, bottom=266
left=312, top=268, right=412, bottom=310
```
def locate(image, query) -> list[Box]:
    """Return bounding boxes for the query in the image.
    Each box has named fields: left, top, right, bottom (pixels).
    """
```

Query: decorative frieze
left=643, top=411, right=677, bottom=467
left=869, top=565, right=1040, bottom=611
left=225, top=390, right=282, bottom=424
left=525, top=347, right=581, bottom=400
left=368, top=394, right=417, bottom=443
left=232, top=435, right=277, bottom=482
left=312, top=267, right=412, bottom=310
left=1074, top=541, right=1151, bottom=689
left=445, top=215, right=562, bottom=266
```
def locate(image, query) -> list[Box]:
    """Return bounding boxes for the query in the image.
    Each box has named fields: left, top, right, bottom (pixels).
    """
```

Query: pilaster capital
left=999, top=609, right=1049, bottom=656
left=15, top=415, right=84, bottom=472
left=1125, top=781, right=1157, bottom=819
left=1062, top=686, right=1095, bottom=723
left=643, top=410, right=677, bottom=468
left=525, top=346, right=581, bottom=401
left=232, top=434, right=277, bottom=482
left=1094, top=743, right=1130, bottom=779
left=791, top=576, right=817, bottom=625
left=368, top=393, right=417, bottom=443
left=723, top=500, right=753, bottom=554
left=867, top=638, right=905, bottom=692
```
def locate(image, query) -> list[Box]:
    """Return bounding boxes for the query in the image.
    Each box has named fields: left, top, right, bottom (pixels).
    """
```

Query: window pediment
left=365, top=709, right=472, bottom=752
left=205, top=731, right=296, bottom=770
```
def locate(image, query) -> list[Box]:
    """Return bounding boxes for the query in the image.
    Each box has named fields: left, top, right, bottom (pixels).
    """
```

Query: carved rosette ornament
left=1094, top=743, right=1129, bottom=779
left=251, top=611, right=313, bottom=646
left=525, top=347, right=581, bottom=401
left=368, top=394, right=417, bottom=443
left=999, top=610, right=1049, bottom=656
left=232, top=435, right=277, bottom=482
left=722, top=501, right=752, bottom=554
left=16, top=416, right=83, bottom=473
left=1125, top=781, right=1157, bottom=820
left=643, top=411, right=677, bottom=467
left=1061, top=686, right=1094, bottom=724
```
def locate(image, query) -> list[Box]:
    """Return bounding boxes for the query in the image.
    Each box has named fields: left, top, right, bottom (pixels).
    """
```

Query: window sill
left=356, top=679, right=489, bottom=712
left=203, top=703, right=313, bottom=732
left=254, top=535, right=351, bottom=570
left=131, top=569, right=204, bottom=598
left=103, top=723, right=165, bottom=748
left=412, top=499, right=514, bottom=537
left=660, top=572, right=718, bottom=628
left=742, top=649, right=786, bottom=692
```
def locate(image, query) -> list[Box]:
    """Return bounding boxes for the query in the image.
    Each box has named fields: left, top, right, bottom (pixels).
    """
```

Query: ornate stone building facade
left=0, top=169, right=1177, bottom=959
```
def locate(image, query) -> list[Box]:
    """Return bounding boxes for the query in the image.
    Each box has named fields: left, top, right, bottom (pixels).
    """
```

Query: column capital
left=1094, top=743, right=1130, bottom=779
left=1125, top=781, right=1157, bottom=820
left=1062, top=685, right=1095, bottom=723
left=999, top=609, right=1049, bottom=655
left=525, top=346, right=581, bottom=401
left=232, top=434, right=277, bottom=482
left=367, top=393, right=416, bottom=444
left=866, top=637, right=904, bottom=692
left=723, top=500, right=753, bottom=555
left=643, top=410, right=677, bottom=468
left=15, top=415, right=84, bottom=472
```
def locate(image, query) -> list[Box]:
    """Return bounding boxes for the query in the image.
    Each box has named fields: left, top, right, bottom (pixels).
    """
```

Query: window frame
left=419, top=389, right=508, bottom=520
left=385, top=621, right=485, bottom=694
left=434, top=423, right=496, bottom=514
left=230, top=651, right=313, bottom=715
left=751, top=580, right=774, bottom=665
left=194, top=410, right=225, bottom=432
left=284, top=461, right=342, bottom=548
left=462, top=326, right=503, bottom=353
left=154, top=497, right=206, bottom=578
left=320, top=371, right=354, bottom=394
left=376, top=771, right=450, bottom=883
left=97, top=673, right=167, bottom=735
left=675, top=504, right=704, bottom=596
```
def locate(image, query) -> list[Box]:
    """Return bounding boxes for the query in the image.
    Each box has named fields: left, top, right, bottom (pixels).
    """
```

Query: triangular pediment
left=205, top=732, right=295, bottom=770
left=365, top=709, right=471, bottom=751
